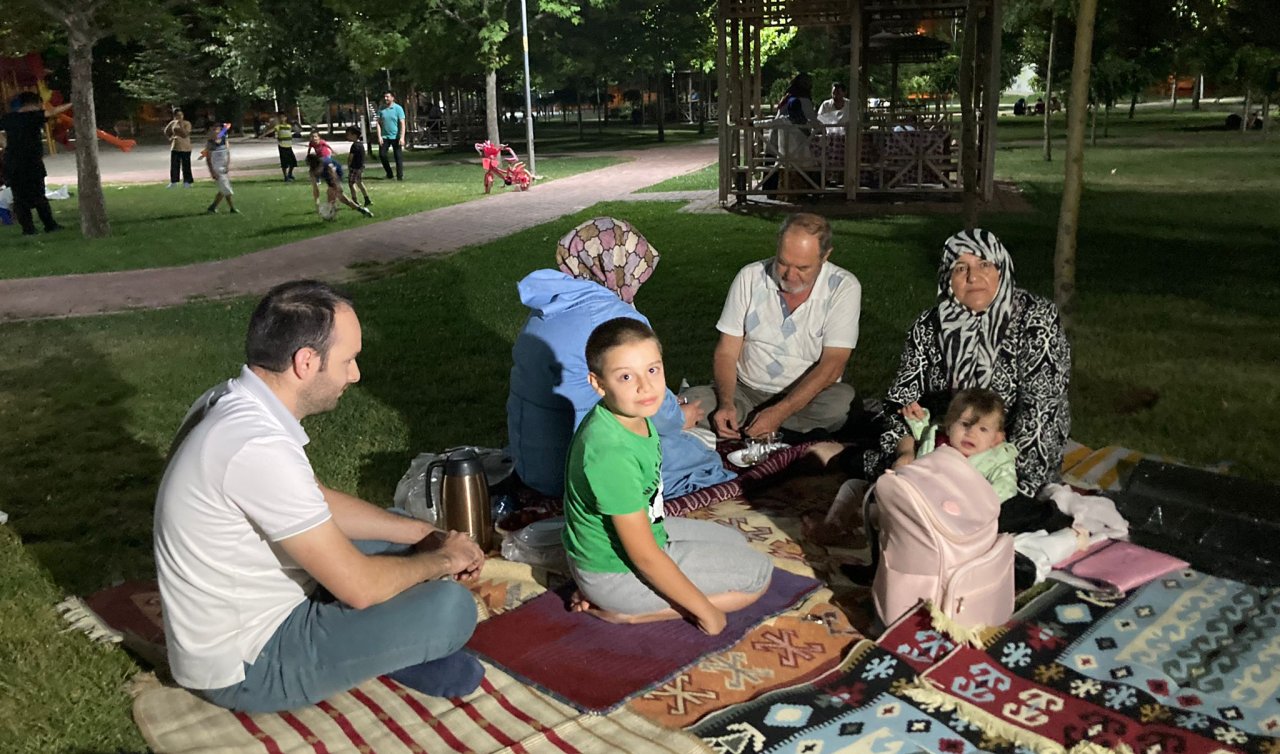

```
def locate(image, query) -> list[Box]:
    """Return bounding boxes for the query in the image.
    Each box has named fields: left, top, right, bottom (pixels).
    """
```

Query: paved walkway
left=0, top=142, right=717, bottom=321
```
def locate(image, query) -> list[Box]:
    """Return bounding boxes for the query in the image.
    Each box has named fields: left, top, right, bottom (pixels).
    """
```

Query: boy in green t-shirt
left=562, top=318, right=773, bottom=636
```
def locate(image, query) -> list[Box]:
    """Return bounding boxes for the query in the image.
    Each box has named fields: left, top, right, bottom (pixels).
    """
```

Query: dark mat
left=1114, top=460, right=1280, bottom=586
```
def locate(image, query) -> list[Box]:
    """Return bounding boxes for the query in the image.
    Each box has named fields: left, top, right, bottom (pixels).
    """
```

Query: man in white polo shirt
left=686, top=213, right=860, bottom=439
left=154, top=280, right=486, bottom=713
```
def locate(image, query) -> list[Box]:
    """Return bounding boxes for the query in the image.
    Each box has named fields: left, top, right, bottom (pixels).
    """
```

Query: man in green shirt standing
left=375, top=91, right=406, bottom=181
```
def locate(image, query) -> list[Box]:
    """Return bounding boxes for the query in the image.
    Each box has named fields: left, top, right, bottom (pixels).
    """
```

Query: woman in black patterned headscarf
left=865, top=229, right=1073, bottom=519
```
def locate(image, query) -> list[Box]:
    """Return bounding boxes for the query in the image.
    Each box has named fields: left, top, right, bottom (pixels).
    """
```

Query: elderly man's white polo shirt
left=716, top=259, right=862, bottom=394
left=154, top=366, right=332, bottom=690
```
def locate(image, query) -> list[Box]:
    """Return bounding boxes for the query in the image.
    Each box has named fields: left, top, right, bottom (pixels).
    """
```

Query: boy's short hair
left=943, top=388, right=1006, bottom=428
left=304, top=153, right=321, bottom=172
left=585, top=318, right=659, bottom=376
left=345, top=126, right=361, bottom=137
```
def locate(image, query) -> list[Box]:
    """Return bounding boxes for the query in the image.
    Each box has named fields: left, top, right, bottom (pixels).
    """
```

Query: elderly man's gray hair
left=777, top=212, right=833, bottom=257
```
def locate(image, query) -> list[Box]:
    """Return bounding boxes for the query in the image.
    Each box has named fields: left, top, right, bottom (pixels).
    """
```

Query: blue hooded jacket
left=506, top=270, right=735, bottom=498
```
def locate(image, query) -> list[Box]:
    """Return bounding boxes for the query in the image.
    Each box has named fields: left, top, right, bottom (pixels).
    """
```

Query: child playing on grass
left=203, top=123, right=238, bottom=214
left=306, top=130, right=334, bottom=160
left=259, top=112, right=297, bottom=181
left=562, top=317, right=773, bottom=636
left=345, top=126, right=371, bottom=207
left=306, top=153, right=374, bottom=220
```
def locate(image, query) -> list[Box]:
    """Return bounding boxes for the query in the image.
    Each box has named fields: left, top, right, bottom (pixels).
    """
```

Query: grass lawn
left=637, top=163, right=719, bottom=192
left=2, top=109, right=1278, bottom=752
left=0, top=155, right=618, bottom=280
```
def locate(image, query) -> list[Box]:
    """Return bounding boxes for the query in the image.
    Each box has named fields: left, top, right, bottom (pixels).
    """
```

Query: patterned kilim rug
left=467, top=569, right=824, bottom=714
left=690, top=639, right=1035, bottom=754
left=908, top=573, right=1280, bottom=754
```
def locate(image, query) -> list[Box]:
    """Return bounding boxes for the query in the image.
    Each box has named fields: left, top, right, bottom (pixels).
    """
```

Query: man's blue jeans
left=197, top=532, right=477, bottom=713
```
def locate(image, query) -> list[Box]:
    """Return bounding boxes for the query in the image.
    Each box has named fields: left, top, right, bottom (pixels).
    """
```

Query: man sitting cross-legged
left=154, top=280, right=486, bottom=713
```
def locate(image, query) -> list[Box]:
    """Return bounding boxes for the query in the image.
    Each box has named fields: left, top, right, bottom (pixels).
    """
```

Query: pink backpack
left=871, top=445, right=1014, bottom=631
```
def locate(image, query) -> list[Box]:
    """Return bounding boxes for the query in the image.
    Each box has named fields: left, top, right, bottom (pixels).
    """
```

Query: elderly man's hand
left=743, top=406, right=787, bottom=439
left=711, top=406, right=740, bottom=439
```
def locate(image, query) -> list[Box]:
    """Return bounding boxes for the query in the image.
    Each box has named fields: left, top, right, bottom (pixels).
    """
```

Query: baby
left=809, top=388, right=1018, bottom=548
left=895, top=387, right=1018, bottom=501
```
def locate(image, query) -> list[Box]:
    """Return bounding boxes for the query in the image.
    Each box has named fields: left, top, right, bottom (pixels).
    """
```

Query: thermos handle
left=424, top=458, right=446, bottom=521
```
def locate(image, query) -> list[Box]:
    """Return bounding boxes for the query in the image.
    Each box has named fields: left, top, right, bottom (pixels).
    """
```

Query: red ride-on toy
left=475, top=140, right=535, bottom=193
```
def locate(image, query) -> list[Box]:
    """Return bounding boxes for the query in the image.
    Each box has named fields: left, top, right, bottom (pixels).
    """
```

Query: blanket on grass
left=903, top=573, right=1280, bottom=754
left=467, top=570, right=823, bottom=714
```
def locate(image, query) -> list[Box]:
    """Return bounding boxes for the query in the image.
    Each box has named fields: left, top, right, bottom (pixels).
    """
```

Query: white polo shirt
left=154, top=366, right=332, bottom=690
left=716, top=259, right=862, bottom=394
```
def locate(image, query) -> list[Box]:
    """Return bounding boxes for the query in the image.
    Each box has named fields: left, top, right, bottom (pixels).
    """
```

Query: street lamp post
left=519, top=0, right=537, bottom=176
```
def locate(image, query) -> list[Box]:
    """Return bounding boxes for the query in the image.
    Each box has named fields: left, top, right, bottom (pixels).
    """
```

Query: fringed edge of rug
left=54, top=596, right=123, bottom=644
left=903, top=679, right=1134, bottom=754
left=925, top=601, right=994, bottom=648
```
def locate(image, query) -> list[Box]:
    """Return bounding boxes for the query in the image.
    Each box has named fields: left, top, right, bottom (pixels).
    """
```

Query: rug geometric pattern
left=912, top=575, right=1280, bottom=754
left=691, top=640, right=1038, bottom=754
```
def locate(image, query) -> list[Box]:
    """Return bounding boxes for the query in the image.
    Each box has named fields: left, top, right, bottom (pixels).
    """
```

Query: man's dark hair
left=304, top=153, right=321, bottom=173
left=585, top=318, right=659, bottom=376
left=943, top=388, right=1006, bottom=428
left=345, top=126, right=361, bottom=137
left=245, top=281, right=354, bottom=372
left=16, top=91, right=41, bottom=107
left=777, top=212, right=833, bottom=257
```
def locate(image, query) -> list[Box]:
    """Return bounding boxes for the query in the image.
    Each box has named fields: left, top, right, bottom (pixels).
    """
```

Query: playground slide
left=56, top=113, right=137, bottom=152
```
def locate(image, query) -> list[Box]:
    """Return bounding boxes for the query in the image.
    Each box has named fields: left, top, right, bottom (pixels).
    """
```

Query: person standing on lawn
left=375, top=91, right=406, bottom=181
left=164, top=109, right=194, bottom=188
left=0, top=91, right=70, bottom=235
left=154, top=280, right=485, bottom=712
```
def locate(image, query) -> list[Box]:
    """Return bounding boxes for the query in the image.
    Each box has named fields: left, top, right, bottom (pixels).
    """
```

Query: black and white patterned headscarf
left=936, top=229, right=1017, bottom=389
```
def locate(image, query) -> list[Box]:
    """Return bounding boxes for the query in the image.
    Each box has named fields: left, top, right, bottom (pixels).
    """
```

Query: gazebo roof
left=867, top=31, right=952, bottom=64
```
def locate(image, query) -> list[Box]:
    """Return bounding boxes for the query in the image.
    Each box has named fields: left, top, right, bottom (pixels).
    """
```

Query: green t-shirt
left=562, top=402, right=667, bottom=574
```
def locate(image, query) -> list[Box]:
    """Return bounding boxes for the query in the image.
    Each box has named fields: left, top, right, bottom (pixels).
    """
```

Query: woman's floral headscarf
left=554, top=217, right=659, bottom=304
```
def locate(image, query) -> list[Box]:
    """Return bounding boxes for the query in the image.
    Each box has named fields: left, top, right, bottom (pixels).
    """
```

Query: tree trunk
left=1241, top=88, right=1251, bottom=133
left=67, top=15, right=109, bottom=238
left=958, top=0, right=981, bottom=227
left=1264, top=94, right=1271, bottom=136
left=657, top=70, right=667, bottom=142
left=1170, top=69, right=1178, bottom=111
left=1052, top=0, right=1099, bottom=335
left=1191, top=73, right=1202, bottom=111
left=1103, top=102, right=1111, bottom=138
left=1043, top=13, right=1056, bottom=162
left=576, top=87, right=584, bottom=139
left=1128, top=91, right=1138, bottom=119
left=1090, top=102, right=1097, bottom=146
left=485, top=69, right=500, bottom=144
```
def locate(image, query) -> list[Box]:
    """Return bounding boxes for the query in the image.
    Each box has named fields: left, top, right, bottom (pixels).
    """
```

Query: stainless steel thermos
left=429, top=449, right=494, bottom=551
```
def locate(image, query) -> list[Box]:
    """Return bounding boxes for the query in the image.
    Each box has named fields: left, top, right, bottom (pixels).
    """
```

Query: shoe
left=359, top=206, right=374, bottom=218
left=396, top=176, right=404, bottom=182
left=22, top=229, right=38, bottom=236
left=363, top=197, right=372, bottom=207
left=206, top=206, right=218, bottom=214
left=183, top=183, right=193, bottom=188
left=44, top=223, right=63, bottom=233
left=166, top=182, right=178, bottom=189
left=229, top=208, right=241, bottom=214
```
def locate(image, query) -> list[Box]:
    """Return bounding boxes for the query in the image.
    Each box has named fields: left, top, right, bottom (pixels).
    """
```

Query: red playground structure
left=474, top=140, right=535, bottom=193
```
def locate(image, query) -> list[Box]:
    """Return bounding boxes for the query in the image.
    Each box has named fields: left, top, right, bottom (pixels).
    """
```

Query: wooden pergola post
left=845, top=0, right=863, bottom=200
left=717, top=0, right=730, bottom=204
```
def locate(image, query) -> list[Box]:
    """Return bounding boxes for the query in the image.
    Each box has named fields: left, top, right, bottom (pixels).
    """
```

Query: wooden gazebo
left=715, top=0, right=1003, bottom=204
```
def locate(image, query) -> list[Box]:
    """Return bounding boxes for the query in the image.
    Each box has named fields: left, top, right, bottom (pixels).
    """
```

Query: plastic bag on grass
left=393, top=446, right=514, bottom=523
left=500, top=516, right=569, bottom=573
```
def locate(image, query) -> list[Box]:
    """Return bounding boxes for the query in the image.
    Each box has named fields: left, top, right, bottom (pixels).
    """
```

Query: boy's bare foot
left=569, top=591, right=633, bottom=624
